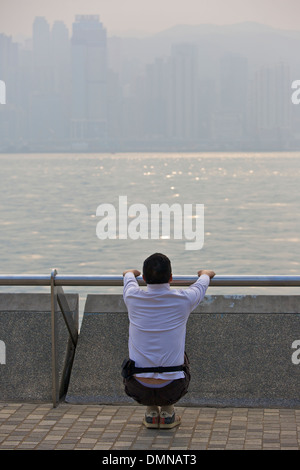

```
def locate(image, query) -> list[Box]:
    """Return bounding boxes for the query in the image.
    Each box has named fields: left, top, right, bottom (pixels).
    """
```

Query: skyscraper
left=51, top=20, right=71, bottom=142
left=214, top=54, right=248, bottom=145
left=32, top=17, right=52, bottom=94
left=144, top=57, right=168, bottom=140
left=71, top=15, right=108, bottom=148
left=0, top=33, right=19, bottom=148
left=250, top=62, right=291, bottom=146
left=31, top=17, right=54, bottom=144
left=166, top=44, right=199, bottom=143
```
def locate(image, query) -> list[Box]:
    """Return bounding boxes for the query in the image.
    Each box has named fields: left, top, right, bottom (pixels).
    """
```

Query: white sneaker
left=159, top=411, right=181, bottom=429
left=143, top=411, right=160, bottom=429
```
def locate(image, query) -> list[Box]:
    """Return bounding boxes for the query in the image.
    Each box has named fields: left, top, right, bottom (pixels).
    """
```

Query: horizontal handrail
left=0, top=275, right=51, bottom=286
left=0, top=273, right=300, bottom=287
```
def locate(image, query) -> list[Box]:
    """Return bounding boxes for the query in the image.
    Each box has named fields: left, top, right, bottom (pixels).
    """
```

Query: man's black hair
left=143, top=253, right=172, bottom=284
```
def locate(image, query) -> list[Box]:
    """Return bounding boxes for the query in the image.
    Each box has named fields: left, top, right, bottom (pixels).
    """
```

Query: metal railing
left=1, top=270, right=300, bottom=407
left=1, top=272, right=300, bottom=287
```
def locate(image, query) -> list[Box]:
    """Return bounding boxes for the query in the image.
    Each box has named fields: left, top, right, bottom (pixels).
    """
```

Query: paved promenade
left=0, top=402, right=299, bottom=450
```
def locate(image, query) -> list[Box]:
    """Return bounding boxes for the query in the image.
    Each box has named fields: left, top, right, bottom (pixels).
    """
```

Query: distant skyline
left=1, top=0, right=300, bottom=39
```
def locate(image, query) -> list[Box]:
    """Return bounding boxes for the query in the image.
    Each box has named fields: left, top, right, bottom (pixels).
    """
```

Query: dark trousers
left=123, top=354, right=191, bottom=407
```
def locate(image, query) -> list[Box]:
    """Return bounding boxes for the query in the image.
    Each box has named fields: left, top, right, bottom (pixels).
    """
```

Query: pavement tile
left=0, top=402, right=299, bottom=450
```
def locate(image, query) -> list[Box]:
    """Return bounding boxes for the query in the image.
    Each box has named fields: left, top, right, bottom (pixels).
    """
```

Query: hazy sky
left=0, top=0, right=300, bottom=38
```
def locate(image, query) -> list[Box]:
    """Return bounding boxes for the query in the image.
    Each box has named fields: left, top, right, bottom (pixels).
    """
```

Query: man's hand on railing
left=122, top=269, right=141, bottom=277
left=198, top=270, right=216, bottom=279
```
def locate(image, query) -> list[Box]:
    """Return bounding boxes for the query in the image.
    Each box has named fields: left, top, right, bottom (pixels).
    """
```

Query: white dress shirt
left=123, top=272, right=210, bottom=380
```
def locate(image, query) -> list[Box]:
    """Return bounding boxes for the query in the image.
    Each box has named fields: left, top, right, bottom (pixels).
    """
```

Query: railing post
left=50, top=268, right=59, bottom=408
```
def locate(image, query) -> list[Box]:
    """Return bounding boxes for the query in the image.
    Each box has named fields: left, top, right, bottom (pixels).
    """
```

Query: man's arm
left=123, top=269, right=141, bottom=302
left=197, top=270, right=215, bottom=279
left=184, top=269, right=215, bottom=312
left=123, top=269, right=141, bottom=277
